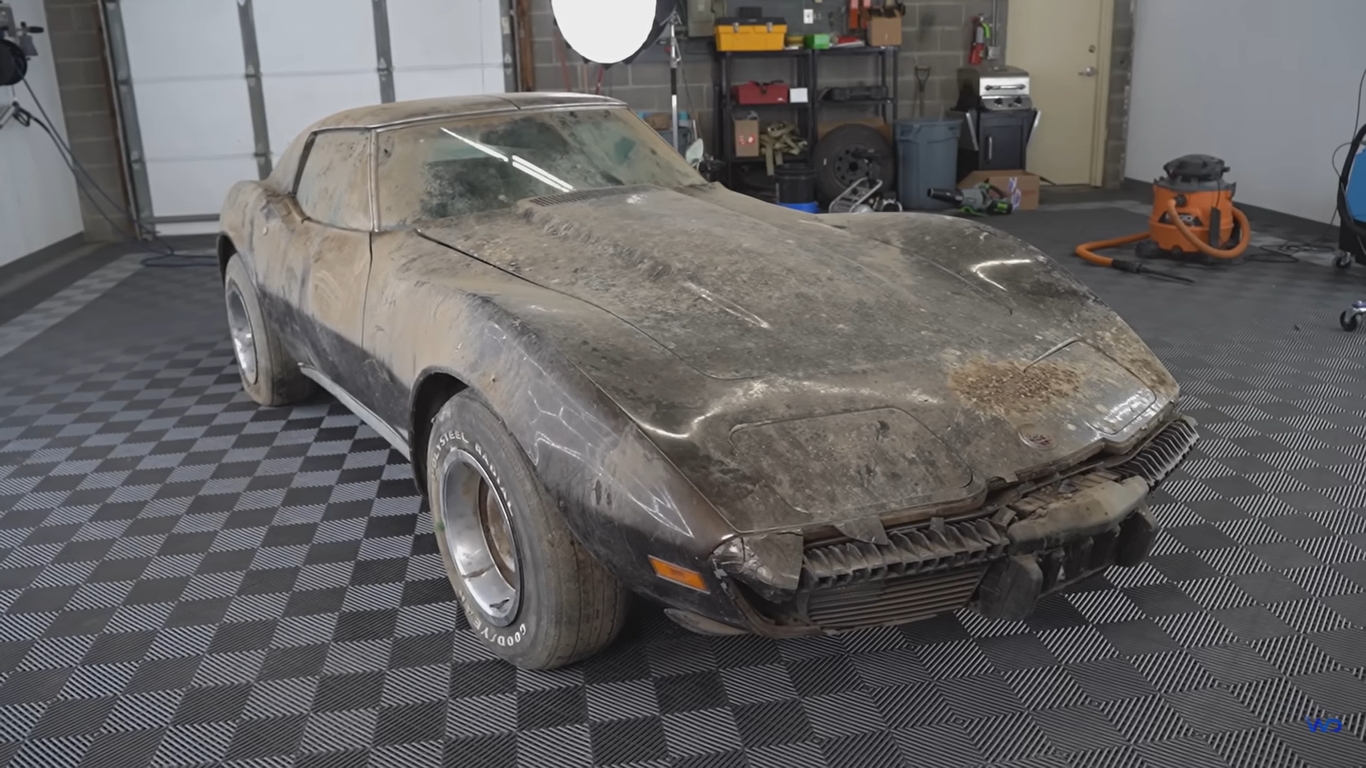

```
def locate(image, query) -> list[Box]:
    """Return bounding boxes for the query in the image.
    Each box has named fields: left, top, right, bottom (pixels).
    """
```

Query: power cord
left=11, top=80, right=215, bottom=268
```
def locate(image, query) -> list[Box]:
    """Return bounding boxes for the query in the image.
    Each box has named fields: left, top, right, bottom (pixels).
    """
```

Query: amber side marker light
left=648, top=556, right=709, bottom=593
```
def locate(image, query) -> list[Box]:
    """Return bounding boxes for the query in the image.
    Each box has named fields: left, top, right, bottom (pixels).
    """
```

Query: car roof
left=308, top=92, right=627, bottom=131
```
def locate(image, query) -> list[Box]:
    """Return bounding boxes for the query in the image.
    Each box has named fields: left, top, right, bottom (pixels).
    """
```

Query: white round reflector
left=551, top=0, right=668, bottom=65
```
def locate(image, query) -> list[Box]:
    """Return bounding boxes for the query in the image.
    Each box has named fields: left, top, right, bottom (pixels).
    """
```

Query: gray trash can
left=896, top=118, right=962, bottom=210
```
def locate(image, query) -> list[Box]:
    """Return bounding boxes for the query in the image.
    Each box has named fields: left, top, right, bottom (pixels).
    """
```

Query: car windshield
left=376, top=107, right=704, bottom=228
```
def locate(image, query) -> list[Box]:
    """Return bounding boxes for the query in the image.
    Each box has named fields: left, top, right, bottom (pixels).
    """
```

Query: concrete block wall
left=1102, top=0, right=1134, bottom=188
left=41, top=0, right=127, bottom=242
left=529, top=0, right=1004, bottom=149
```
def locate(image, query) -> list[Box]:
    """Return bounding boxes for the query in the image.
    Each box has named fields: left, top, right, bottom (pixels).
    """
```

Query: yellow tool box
left=715, top=17, right=788, bottom=52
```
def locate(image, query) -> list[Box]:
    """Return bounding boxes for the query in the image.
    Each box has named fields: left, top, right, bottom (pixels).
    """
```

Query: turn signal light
left=648, top=556, right=709, bottom=593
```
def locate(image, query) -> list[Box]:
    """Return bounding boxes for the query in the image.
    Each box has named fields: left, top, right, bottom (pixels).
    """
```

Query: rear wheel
left=223, top=255, right=315, bottom=406
left=426, top=392, right=627, bottom=669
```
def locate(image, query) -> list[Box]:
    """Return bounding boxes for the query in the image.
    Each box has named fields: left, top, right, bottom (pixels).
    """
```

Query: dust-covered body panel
left=217, top=95, right=1196, bottom=641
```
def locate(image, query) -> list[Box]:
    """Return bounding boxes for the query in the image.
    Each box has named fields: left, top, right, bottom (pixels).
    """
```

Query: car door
left=286, top=128, right=375, bottom=397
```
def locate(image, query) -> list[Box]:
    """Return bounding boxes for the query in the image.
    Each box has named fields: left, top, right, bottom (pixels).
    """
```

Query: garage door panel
left=122, top=0, right=243, bottom=81
left=388, top=0, right=491, bottom=69
left=134, top=79, right=255, bottom=160
left=478, top=0, right=502, bottom=66
left=253, top=0, right=377, bottom=75
left=393, top=68, right=487, bottom=102
left=483, top=65, right=507, bottom=94
left=263, top=74, right=383, bottom=152
left=146, top=157, right=258, bottom=218
left=111, top=0, right=504, bottom=225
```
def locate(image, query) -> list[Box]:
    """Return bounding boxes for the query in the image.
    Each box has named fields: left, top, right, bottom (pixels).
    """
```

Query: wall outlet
left=804, top=8, right=815, bottom=24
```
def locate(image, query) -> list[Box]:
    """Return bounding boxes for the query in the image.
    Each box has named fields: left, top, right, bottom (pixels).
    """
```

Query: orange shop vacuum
left=1075, top=155, right=1251, bottom=282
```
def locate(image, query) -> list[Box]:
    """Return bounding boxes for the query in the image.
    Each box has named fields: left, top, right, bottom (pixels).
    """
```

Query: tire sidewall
left=223, top=255, right=274, bottom=404
left=426, top=395, right=557, bottom=666
left=814, top=124, right=895, bottom=204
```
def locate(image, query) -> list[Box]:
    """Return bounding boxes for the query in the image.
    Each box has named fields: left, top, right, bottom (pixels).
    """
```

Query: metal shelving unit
left=713, top=45, right=899, bottom=189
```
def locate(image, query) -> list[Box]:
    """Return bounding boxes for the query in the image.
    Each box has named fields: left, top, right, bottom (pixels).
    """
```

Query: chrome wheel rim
left=438, top=449, right=520, bottom=626
left=226, top=284, right=258, bottom=385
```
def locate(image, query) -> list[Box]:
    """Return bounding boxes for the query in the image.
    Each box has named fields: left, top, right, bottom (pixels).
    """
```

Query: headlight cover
left=711, top=532, right=803, bottom=603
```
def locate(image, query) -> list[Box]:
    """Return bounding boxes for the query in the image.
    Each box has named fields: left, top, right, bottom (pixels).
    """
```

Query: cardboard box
left=959, top=170, right=1040, bottom=211
left=868, top=16, right=902, bottom=47
left=734, top=118, right=760, bottom=157
left=642, top=112, right=672, bottom=131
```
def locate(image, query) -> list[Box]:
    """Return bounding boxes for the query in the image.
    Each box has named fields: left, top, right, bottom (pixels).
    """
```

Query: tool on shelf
left=759, top=122, right=809, bottom=176
left=715, top=10, right=788, bottom=52
left=822, top=85, right=888, bottom=102
left=732, top=80, right=791, bottom=105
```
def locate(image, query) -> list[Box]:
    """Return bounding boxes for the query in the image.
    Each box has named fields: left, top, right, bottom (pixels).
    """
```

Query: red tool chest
left=731, top=81, right=790, bottom=105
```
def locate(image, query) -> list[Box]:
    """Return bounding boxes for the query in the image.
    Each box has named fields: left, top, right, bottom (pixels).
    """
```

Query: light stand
left=666, top=11, right=681, bottom=152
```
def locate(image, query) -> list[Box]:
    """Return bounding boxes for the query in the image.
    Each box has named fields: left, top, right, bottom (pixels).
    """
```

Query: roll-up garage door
left=103, top=0, right=510, bottom=236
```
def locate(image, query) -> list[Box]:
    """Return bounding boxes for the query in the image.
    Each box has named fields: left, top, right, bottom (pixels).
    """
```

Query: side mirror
left=684, top=138, right=704, bottom=168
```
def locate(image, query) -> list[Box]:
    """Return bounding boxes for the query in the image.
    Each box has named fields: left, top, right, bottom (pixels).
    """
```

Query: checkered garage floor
left=3, top=204, right=1366, bottom=768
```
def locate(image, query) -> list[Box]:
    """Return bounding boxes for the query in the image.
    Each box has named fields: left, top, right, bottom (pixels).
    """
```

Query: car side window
left=295, top=130, right=373, bottom=230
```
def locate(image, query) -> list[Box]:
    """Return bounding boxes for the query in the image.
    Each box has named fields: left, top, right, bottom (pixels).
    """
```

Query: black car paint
left=218, top=97, right=1189, bottom=636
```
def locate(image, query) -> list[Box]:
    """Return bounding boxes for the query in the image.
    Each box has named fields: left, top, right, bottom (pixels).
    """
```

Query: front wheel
left=426, top=392, right=627, bottom=669
left=1342, top=311, right=1361, bottom=332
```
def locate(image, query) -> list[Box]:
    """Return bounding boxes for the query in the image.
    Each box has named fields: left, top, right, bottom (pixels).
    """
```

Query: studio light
left=550, top=0, right=672, bottom=66
left=550, top=0, right=685, bottom=151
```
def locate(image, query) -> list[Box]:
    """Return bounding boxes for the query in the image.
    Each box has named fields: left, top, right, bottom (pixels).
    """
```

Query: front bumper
left=713, top=415, right=1198, bottom=635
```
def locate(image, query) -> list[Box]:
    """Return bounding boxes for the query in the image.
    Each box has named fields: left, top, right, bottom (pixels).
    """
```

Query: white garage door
left=106, top=0, right=509, bottom=236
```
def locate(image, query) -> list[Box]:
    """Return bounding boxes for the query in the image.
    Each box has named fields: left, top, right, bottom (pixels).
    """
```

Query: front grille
left=1115, top=415, right=1198, bottom=487
left=807, top=567, right=986, bottom=630
left=785, top=416, right=1195, bottom=633
left=803, top=518, right=1008, bottom=590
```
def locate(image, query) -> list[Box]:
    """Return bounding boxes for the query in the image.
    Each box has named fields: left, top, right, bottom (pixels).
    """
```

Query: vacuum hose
left=1074, top=231, right=1148, bottom=268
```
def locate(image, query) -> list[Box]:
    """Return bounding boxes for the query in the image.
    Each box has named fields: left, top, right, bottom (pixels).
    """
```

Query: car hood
left=418, top=185, right=1181, bottom=534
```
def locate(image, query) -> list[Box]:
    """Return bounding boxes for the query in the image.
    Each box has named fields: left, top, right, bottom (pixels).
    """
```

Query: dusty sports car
left=217, top=93, right=1197, bottom=669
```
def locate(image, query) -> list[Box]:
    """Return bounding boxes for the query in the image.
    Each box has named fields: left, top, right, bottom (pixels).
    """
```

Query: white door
left=115, top=0, right=507, bottom=236
left=1006, top=0, right=1108, bottom=185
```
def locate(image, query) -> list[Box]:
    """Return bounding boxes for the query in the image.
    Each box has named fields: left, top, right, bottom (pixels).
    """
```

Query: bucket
left=775, top=164, right=817, bottom=204
left=777, top=201, right=820, bottom=213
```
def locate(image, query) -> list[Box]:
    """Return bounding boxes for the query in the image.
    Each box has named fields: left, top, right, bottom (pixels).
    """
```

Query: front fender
left=393, top=281, right=745, bottom=625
